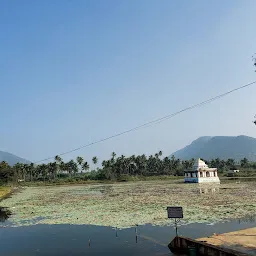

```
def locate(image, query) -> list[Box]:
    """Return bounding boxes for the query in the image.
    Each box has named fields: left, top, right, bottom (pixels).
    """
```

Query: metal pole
left=135, top=225, right=138, bottom=243
left=175, top=218, right=178, bottom=237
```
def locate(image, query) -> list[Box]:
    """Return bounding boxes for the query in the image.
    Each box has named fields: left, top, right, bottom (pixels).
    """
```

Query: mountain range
left=0, top=151, right=30, bottom=166
left=1, top=135, right=256, bottom=165
left=171, top=135, right=256, bottom=161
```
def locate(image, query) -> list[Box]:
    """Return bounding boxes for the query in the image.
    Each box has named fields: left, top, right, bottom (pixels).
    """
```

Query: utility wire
left=35, top=80, right=256, bottom=163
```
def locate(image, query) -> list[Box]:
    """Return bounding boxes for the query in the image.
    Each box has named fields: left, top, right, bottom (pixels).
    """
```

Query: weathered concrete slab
left=197, top=227, right=256, bottom=256
left=169, top=236, right=251, bottom=255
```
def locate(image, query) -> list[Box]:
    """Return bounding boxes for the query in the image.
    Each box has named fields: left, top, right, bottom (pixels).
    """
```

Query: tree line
left=0, top=152, right=256, bottom=184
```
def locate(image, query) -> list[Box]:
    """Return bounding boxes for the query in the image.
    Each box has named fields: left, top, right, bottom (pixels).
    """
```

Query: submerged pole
left=135, top=224, right=138, bottom=243
left=175, top=219, right=178, bottom=236
left=135, top=224, right=138, bottom=234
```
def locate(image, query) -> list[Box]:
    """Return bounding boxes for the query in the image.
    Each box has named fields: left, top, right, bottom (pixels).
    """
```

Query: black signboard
left=167, top=206, right=183, bottom=218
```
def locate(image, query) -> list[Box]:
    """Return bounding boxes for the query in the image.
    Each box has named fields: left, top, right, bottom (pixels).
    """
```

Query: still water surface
left=0, top=216, right=255, bottom=256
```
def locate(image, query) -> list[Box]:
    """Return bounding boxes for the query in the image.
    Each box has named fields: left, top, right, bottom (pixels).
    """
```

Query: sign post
left=167, top=206, right=183, bottom=237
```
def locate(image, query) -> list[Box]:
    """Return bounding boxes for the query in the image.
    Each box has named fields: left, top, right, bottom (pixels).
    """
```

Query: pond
left=1, top=181, right=255, bottom=228
left=0, top=217, right=255, bottom=256
left=0, top=181, right=255, bottom=255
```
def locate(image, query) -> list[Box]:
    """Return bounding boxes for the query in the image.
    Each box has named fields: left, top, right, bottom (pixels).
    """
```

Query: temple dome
left=193, top=158, right=208, bottom=170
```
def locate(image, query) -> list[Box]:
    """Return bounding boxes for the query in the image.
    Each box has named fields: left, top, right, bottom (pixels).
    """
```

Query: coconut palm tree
left=60, top=161, right=66, bottom=175
left=226, top=158, right=235, bottom=168
left=135, top=155, right=146, bottom=175
left=111, top=152, right=116, bottom=164
left=76, top=156, right=84, bottom=174
left=82, top=162, right=90, bottom=173
left=92, top=156, right=98, bottom=165
left=54, top=155, right=63, bottom=178
left=22, top=163, right=30, bottom=181
left=54, top=155, right=62, bottom=163
left=48, top=162, right=58, bottom=180
left=29, top=163, right=35, bottom=181
left=92, top=156, right=98, bottom=171
left=240, top=157, right=249, bottom=168
left=147, top=155, right=156, bottom=175
left=40, top=164, right=48, bottom=182
left=102, top=160, right=106, bottom=168
left=0, top=161, right=9, bottom=169
left=0, top=161, right=13, bottom=183
left=182, top=160, right=191, bottom=170
left=66, top=160, right=78, bottom=177
left=33, top=165, right=40, bottom=180
left=170, top=155, right=177, bottom=170
left=163, top=157, right=171, bottom=175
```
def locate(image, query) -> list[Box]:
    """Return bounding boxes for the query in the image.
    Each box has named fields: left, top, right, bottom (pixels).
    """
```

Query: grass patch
left=0, top=186, right=12, bottom=199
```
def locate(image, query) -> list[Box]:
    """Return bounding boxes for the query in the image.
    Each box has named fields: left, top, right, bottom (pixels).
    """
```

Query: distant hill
left=171, top=135, right=256, bottom=162
left=0, top=151, right=30, bottom=166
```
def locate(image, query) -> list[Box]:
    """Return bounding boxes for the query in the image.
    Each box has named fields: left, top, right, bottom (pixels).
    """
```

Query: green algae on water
left=1, top=181, right=255, bottom=229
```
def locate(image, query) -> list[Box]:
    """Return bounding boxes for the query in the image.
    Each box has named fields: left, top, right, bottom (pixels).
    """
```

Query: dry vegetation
left=0, top=186, right=11, bottom=199
left=1, top=180, right=255, bottom=228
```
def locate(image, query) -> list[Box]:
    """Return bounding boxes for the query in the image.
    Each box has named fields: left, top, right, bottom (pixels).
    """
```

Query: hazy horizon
left=1, top=0, right=256, bottom=163
left=1, top=134, right=256, bottom=164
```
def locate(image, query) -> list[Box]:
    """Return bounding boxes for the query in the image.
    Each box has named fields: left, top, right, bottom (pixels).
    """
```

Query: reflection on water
left=0, top=224, right=171, bottom=256
left=0, top=207, right=11, bottom=222
left=0, top=216, right=255, bottom=256
left=226, top=177, right=256, bottom=182
left=238, top=215, right=255, bottom=224
left=198, top=184, right=220, bottom=194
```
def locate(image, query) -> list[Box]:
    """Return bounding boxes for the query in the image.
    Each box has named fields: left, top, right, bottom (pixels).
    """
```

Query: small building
left=184, top=158, right=220, bottom=183
left=227, top=169, right=239, bottom=177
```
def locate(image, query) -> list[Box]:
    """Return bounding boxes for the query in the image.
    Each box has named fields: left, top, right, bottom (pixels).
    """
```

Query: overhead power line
left=35, top=80, right=256, bottom=163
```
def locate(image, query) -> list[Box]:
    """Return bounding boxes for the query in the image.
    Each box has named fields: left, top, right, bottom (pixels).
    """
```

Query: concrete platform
left=197, top=228, right=256, bottom=255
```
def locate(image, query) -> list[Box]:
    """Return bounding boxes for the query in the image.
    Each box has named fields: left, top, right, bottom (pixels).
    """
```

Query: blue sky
left=1, top=0, right=256, bottom=164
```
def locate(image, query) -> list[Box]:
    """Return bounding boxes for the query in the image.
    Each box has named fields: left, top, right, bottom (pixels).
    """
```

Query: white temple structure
left=184, top=158, right=220, bottom=183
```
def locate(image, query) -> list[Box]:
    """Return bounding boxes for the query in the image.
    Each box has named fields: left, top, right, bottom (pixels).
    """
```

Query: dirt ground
left=198, top=227, right=256, bottom=255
